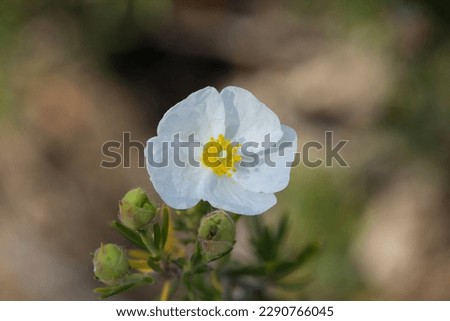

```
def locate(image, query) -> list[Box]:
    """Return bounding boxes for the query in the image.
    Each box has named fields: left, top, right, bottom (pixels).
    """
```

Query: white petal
left=221, top=86, right=283, bottom=148
left=145, top=136, right=205, bottom=209
left=158, top=87, right=226, bottom=143
left=203, top=176, right=277, bottom=215
left=233, top=125, right=297, bottom=193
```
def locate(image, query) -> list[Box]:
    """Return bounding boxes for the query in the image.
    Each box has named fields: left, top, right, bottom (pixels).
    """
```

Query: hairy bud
left=119, top=188, right=156, bottom=230
left=198, top=210, right=235, bottom=262
left=93, top=243, right=129, bottom=283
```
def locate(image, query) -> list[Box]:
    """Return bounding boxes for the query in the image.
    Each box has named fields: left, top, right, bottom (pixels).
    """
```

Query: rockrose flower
left=145, top=86, right=297, bottom=215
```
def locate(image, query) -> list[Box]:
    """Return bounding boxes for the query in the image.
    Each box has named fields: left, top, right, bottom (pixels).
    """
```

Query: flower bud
left=119, top=188, right=156, bottom=230
left=198, top=210, right=235, bottom=262
left=93, top=243, right=129, bottom=283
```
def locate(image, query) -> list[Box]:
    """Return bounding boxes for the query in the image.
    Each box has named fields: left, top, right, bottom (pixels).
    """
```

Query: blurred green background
left=0, top=0, right=449, bottom=300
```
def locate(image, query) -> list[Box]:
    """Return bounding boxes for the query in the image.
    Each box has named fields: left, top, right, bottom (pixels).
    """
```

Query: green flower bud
left=198, top=210, right=235, bottom=262
left=119, top=188, right=156, bottom=230
left=93, top=243, right=129, bottom=283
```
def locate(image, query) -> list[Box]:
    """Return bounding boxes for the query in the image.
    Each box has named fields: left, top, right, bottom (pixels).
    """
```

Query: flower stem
left=160, top=280, right=171, bottom=301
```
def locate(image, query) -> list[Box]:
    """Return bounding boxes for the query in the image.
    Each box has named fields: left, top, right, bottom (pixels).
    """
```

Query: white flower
left=145, top=86, right=297, bottom=215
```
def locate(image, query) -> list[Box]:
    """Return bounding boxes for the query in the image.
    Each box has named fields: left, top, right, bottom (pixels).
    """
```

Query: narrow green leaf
left=275, top=214, right=289, bottom=245
left=272, top=242, right=321, bottom=279
left=161, top=206, right=169, bottom=249
left=94, top=283, right=137, bottom=299
left=262, top=226, right=276, bottom=261
left=94, top=273, right=154, bottom=299
left=190, top=242, right=203, bottom=266
left=124, top=272, right=154, bottom=284
left=112, top=221, right=147, bottom=250
left=153, top=223, right=161, bottom=250
left=248, top=217, right=278, bottom=262
left=138, top=231, right=158, bottom=254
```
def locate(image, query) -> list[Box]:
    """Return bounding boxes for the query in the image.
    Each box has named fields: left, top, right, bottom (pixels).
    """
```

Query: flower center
left=201, top=134, right=241, bottom=177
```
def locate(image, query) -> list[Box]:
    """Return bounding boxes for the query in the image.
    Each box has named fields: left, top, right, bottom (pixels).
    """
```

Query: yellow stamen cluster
left=201, top=134, right=241, bottom=177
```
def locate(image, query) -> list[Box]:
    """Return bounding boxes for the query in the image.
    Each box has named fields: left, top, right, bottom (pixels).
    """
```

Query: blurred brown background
left=0, top=0, right=449, bottom=300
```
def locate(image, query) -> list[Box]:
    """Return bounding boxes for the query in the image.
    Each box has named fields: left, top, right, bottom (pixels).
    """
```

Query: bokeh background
left=0, top=0, right=449, bottom=300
